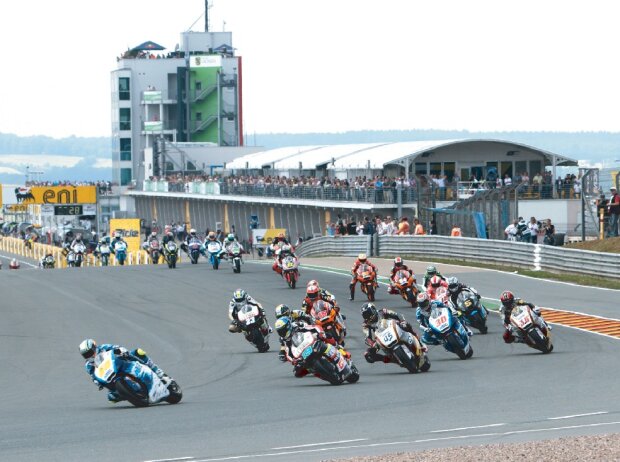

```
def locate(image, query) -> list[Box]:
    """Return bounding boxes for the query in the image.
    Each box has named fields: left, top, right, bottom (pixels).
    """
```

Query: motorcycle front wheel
left=393, top=345, right=418, bottom=373
left=115, top=375, right=149, bottom=407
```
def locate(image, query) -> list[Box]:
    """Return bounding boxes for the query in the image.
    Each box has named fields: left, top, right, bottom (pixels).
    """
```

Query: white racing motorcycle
left=372, top=318, right=430, bottom=373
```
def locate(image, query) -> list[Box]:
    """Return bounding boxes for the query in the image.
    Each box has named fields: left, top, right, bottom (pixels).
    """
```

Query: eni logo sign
left=15, top=186, right=97, bottom=204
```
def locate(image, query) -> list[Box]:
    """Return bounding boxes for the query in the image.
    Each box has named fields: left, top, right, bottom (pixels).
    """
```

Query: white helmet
left=190, top=228, right=196, bottom=235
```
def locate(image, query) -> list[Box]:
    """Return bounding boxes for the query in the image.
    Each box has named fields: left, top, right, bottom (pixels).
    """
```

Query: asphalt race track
left=1, top=260, right=619, bottom=462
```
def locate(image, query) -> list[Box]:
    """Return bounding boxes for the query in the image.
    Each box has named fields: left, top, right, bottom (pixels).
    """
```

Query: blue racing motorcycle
left=427, top=305, right=473, bottom=359
left=204, top=240, right=224, bottom=270
left=92, top=350, right=182, bottom=407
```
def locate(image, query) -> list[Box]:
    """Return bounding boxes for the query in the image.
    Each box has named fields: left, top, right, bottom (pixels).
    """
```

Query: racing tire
left=420, top=355, right=431, bottom=372
left=366, top=284, right=375, bottom=302
left=234, top=258, right=241, bottom=273
left=393, top=345, right=418, bottom=373
left=313, top=358, right=342, bottom=385
left=213, top=257, right=219, bottom=270
left=465, top=347, right=474, bottom=359
left=115, top=375, right=150, bottom=407
left=346, top=364, right=360, bottom=383
left=164, top=381, right=183, bottom=404
left=528, top=329, right=549, bottom=353
left=478, top=324, right=488, bottom=334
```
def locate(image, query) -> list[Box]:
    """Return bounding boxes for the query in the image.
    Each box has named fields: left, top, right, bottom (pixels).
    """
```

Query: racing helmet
left=360, top=302, right=378, bottom=324
left=190, top=228, right=197, bottom=235
left=430, top=275, right=442, bottom=288
left=358, top=253, right=367, bottom=263
left=447, top=277, right=459, bottom=293
left=417, top=293, right=431, bottom=312
left=275, top=316, right=293, bottom=340
left=426, top=265, right=437, bottom=276
left=79, top=339, right=97, bottom=359
left=278, top=232, right=285, bottom=239
left=233, top=288, right=247, bottom=304
left=500, top=290, right=515, bottom=308
left=274, top=304, right=291, bottom=319
left=151, top=231, right=157, bottom=238
left=114, top=231, right=121, bottom=239
left=306, top=284, right=320, bottom=301
left=307, top=279, right=319, bottom=288
left=227, top=233, right=235, bottom=242
left=394, top=257, right=403, bottom=268
left=207, top=231, right=216, bottom=240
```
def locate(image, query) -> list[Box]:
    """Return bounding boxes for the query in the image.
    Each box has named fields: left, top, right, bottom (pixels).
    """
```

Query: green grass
left=401, top=256, right=620, bottom=290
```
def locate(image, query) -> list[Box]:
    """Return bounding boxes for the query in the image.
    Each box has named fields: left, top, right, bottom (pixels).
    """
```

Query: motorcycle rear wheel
left=366, top=284, right=375, bottom=302
left=346, top=364, right=360, bottom=383
left=164, top=381, right=183, bottom=404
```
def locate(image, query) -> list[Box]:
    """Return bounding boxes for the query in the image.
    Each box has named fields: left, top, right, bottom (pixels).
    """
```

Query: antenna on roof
left=205, top=0, right=209, bottom=32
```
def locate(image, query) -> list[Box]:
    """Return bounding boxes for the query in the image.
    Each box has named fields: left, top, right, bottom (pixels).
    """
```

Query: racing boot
left=348, top=283, right=355, bottom=301
left=228, top=321, right=242, bottom=333
left=278, top=346, right=287, bottom=362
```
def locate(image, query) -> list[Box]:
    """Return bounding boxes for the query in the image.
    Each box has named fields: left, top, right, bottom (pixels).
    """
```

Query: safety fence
left=296, top=235, right=620, bottom=280
left=0, top=237, right=181, bottom=269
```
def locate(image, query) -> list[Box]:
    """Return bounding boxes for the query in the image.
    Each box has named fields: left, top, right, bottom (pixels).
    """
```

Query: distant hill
left=1, top=129, right=620, bottom=183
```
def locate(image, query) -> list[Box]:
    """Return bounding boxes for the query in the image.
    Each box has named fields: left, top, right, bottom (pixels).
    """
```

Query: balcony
left=141, top=90, right=177, bottom=104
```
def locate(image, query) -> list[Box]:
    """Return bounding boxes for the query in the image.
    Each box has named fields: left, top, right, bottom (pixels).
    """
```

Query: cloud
left=0, top=166, right=22, bottom=174
left=93, top=158, right=112, bottom=169
left=0, top=154, right=83, bottom=168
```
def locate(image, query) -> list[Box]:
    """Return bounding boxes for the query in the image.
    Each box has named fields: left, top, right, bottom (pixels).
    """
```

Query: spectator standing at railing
left=397, top=217, right=410, bottom=235
left=505, top=220, right=518, bottom=241
left=527, top=217, right=539, bottom=244
left=543, top=219, right=556, bottom=245
left=608, top=187, right=620, bottom=237
left=413, top=218, right=425, bottom=236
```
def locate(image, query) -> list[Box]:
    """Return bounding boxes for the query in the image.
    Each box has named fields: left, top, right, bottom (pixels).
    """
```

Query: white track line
left=548, top=411, right=608, bottom=420
left=144, top=457, right=195, bottom=462
left=193, top=442, right=408, bottom=461
left=271, top=438, right=367, bottom=449
left=430, top=423, right=506, bottom=433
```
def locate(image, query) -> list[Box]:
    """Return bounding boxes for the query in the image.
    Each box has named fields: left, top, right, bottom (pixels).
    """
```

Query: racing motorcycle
left=391, top=269, right=419, bottom=307
left=370, top=318, right=430, bottom=373
left=509, top=305, right=553, bottom=353
left=68, top=242, right=86, bottom=267
left=98, top=242, right=111, bottom=266
left=356, top=263, right=378, bottom=301
left=281, top=255, right=300, bottom=289
left=41, top=255, right=55, bottom=269
left=310, top=300, right=346, bottom=346
left=451, top=288, right=488, bottom=334
left=236, top=304, right=270, bottom=352
left=93, top=350, right=182, bottom=407
left=427, top=304, right=473, bottom=360
left=163, top=241, right=178, bottom=269
left=113, top=241, right=128, bottom=266
left=185, top=238, right=202, bottom=264
left=289, top=327, right=359, bottom=385
left=204, top=239, right=224, bottom=270
left=431, top=285, right=450, bottom=304
left=148, top=239, right=161, bottom=264
left=227, top=242, right=243, bottom=273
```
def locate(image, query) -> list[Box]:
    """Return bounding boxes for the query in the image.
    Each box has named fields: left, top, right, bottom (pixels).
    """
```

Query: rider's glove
left=422, top=326, right=431, bottom=333
left=399, top=321, right=409, bottom=330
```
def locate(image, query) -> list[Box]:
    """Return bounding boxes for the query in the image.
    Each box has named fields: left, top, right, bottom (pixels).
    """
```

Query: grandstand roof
left=272, top=143, right=388, bottom=169
left=225, top=139, right=578, bottom=171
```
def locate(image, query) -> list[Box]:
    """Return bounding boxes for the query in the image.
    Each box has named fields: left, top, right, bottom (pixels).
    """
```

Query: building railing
left=295, top=235, right=620, bottom=279
left=142, top=180, right=420, bottom=204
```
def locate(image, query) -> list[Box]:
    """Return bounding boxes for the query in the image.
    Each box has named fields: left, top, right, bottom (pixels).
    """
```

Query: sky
left=1, top=0, right=620, bottom=139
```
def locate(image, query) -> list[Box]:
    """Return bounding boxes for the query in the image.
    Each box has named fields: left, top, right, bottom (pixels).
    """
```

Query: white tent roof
left=225, top=139, right=578, bottom=171
left=328, top=140, right=462, bottom=169
left=272, top=143, right=387, bottom=170
left=225, top=145, right=324, bottom=169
